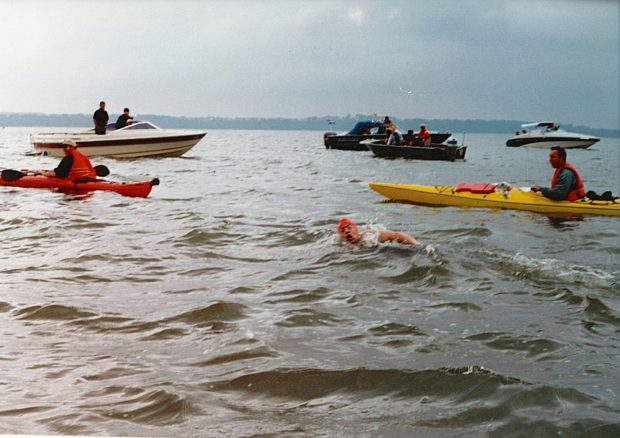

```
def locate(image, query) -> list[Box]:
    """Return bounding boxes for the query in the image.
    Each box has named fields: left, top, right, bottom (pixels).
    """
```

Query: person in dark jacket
left=93, top=101, right=109, bottom=135
left=115, top=107, right=134, bottom=129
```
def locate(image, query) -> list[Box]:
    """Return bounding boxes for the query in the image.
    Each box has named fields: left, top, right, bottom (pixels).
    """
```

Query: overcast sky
left=1, top=0, right=618, bottom=129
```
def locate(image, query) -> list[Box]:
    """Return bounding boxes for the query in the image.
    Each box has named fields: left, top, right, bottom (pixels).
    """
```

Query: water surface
left=1, top=127, right=619, bottom=436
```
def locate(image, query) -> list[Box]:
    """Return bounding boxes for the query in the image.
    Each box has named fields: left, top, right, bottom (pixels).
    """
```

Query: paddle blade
left=94, top=165, right=110, bottom=177
left=1, top=169, right=27, bottom=182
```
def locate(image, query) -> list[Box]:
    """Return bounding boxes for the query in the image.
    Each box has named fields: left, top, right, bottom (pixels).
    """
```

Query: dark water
left=1, top=127, right=619, bottom=437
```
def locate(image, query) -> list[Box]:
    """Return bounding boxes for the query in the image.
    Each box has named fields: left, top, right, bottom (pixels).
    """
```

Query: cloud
left=386, top=8, right=399, bottom=20
left=0, top=0, right=616, bottom=128
left=347, top=8, right=365, bottom=26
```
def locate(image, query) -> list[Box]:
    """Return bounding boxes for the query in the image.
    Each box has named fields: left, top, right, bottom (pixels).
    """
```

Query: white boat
left=30, top=121, right=207, bottom=158
left=506, top=121, right=599, bottom=149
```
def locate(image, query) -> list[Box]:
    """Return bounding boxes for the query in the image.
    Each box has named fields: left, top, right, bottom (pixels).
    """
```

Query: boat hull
left=1, top=173, right=159, bottom=198
left=505, top=137, right=599, bottom=149
left=31, top=132, right=206, bottom=158
left=324, top=132, right=452, bottom=150
left=368, top=182, right=620, bottom=217
left=367, top=143, right=467, bottom=161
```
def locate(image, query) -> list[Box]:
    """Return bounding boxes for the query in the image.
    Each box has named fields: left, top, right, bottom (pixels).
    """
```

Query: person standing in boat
left=336, top=218, right=418, bottom=246
left=93, top=101, right=109, bottom=135
left=40, top=139, right=96, bottom=180
left=383, top=116, right=397, bottom=132
left=531, top=146, right=585, bottom=201
left=115, top=107, right=134, bottom=130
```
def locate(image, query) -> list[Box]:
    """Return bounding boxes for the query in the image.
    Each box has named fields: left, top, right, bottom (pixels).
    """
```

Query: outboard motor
left=323, top=132, right=337, bottom=148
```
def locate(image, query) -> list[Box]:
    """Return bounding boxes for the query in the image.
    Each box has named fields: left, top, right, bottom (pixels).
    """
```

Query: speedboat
left=30, top=121, right=207, bottom=158
left=324, top=120, right=451, bottom=151
left=506, top=122, right=599, bottom=149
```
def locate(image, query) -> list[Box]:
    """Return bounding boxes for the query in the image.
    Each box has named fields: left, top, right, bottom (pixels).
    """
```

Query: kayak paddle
left=1, top=165, right=110, bottom=182
left=94, top=165, right=110, bottom=177
left=1, top=169, right=28, bottom=181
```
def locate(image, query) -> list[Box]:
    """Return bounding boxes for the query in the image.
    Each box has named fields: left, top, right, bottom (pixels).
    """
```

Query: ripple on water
left=14, top=304, right=98, bottom=321
left=189, top=345, right=279, bottom=367
left=205, top=366, right=518, bottom=400
left=367, top=321, right=427, bottom=337
left=79, top=388, right=195, bottom=426
left=265, top=287, right=332, bottom=304
left=276, top=307, right=353, bottom=328
left=165, top=301, right=248, bottom=327
left=203, top=366, right=617, bottom=435
left=466, top=332, right=566, bottom=360
left=478, top=249, right=617, bottom=289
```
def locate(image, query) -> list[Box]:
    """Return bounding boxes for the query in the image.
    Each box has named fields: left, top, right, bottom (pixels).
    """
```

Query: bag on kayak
left=586, top=190, right=616, bottom=201
left=455, top=182, right=497, bottom=194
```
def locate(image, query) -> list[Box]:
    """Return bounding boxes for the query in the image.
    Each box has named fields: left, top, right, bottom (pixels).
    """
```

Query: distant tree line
left=0, top=112, right=617, bottom=138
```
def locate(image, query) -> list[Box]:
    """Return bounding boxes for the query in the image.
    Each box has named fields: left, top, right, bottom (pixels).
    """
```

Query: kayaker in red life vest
left=337, top=218, right=418, bottom=246
left=531, top=146, right=586, bottom=201
left=40, top=139, right=97, bottom=180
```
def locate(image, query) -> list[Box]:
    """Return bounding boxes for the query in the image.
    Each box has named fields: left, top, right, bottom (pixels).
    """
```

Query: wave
left=473, top=249, right=617, bottom=289
left=80, top=388, right=194, bottom=426
left=203, top=366, right=618, bottom=435
left=14, top=304, right=98, bottom=321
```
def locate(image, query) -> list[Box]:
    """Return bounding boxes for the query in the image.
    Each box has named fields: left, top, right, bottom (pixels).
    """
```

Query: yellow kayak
left=369, top=182, right=620, bottom=217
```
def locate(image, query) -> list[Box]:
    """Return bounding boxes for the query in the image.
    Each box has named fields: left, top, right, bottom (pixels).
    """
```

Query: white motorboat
left=506, top=121, right=599, bottom=149
left=30, top=121, right=207, bottom=158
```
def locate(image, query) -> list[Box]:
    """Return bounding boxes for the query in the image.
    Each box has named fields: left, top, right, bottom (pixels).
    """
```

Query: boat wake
left=469, top=248, right=617, bottom=289
left=510, top=252, right=617, bottom=287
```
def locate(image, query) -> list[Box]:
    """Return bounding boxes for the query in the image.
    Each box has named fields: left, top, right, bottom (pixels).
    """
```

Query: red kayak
left=0, top=169, right=159, bottom=198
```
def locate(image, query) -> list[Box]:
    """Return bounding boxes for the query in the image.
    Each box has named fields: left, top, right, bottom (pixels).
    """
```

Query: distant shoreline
left=0, top=112, right=617, bottom=138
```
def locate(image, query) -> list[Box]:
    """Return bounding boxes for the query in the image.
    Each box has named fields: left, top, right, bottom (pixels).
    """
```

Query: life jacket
left=551, top=162, right=585, bottom=201
left=417, top=128, right=431, bottom=146
left=418, top=128, right=431, bottom=139
left=67, top=148, right=96, bottom=181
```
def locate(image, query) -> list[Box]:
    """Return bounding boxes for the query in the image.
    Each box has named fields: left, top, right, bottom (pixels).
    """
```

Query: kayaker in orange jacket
left=40, top=139, right=97, bottom=180
left=531, top=146, right=585, bottom=201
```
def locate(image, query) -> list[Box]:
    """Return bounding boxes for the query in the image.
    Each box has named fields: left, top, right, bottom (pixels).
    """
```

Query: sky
left=0, top=0, right=618, bottom=129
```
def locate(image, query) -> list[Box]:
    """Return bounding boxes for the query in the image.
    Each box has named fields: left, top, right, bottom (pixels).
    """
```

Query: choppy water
left=0, top=127, right=619, bottom=437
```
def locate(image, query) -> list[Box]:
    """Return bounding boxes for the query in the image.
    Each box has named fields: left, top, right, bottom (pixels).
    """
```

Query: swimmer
left=336, top=218, right=418, bottom=246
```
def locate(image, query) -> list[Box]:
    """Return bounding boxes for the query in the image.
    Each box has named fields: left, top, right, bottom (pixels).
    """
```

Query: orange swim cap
left=337, top=218, right=356, bottom=232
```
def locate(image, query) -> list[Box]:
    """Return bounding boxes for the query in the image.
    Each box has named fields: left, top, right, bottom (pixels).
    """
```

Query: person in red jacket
left=415, top=124, right=431, bottom=146
left=531, top=146, right=585, bottom=201
left=40, top=139, right=96, bottom=180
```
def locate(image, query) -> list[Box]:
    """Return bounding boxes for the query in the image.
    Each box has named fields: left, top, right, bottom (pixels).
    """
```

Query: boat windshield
left=521, top=121, right=558, bottom=132
left=346, top=121, right=385, bottom=135
left=97, top=121, right=160, bottom=132
left=122, top=121, right=159, bottom=130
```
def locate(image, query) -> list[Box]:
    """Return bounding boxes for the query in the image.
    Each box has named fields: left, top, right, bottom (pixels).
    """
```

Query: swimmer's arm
left=375, top=230, right=418, bottom=245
